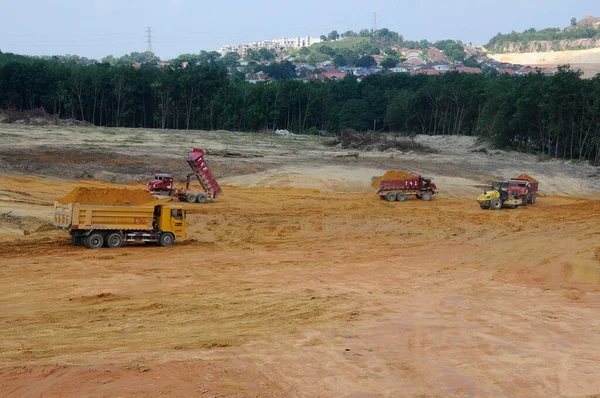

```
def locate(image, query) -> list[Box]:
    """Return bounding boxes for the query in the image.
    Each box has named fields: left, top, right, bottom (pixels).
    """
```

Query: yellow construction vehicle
left=477, top=182, right=523, bottom=210
left=53, top=199, right=186, bottom=248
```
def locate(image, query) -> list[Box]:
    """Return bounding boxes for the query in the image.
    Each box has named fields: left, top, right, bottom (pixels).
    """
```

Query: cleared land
left=0, top=125, right=599, bottom=397
left=488, top=47, right=600, bottom=77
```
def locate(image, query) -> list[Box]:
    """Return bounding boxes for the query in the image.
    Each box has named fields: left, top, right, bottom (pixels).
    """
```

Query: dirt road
left=0, top=125, right=599, bottom=397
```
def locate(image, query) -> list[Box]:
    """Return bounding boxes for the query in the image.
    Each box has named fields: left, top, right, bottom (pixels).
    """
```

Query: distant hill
left=486, top=15, right=600, bottom=53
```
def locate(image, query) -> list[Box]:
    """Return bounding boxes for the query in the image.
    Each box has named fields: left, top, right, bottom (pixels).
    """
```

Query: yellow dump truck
left=53, top=201, right=186, bottom=249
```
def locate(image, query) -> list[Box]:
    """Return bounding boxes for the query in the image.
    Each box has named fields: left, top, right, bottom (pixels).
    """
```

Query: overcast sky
left=1, top=0, right=597, bottom=59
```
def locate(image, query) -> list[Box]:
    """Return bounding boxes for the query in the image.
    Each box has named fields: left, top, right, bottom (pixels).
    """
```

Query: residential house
left=321, top=69, right=349, bottom=80
left=453, top=66, right=483, bottom=74
left=245, top=72, right=270, bottom=83
left=432, top=62, right=452, bottom=72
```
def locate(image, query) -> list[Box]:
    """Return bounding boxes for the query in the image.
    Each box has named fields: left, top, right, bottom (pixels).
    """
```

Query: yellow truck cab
left=53, top=201, right=187, bottom=249
left=155, top=205, right=187, bottom=241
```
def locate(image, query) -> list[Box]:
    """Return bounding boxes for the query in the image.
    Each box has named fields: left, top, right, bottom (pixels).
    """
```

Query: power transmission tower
left=373, top=12, right=378, bottom=33
left=146, top=26, right=152, bottom=53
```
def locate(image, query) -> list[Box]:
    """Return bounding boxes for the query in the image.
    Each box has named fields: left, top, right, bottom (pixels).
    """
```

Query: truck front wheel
left=421, top=192, right=432, bottom=201
left=86, top=232, right=105, bottom=249
left=531, top=195, right=536, bottom=204
left=159, top=232, right=175, bottom=247
left=106, top=232, right=123, bottom=249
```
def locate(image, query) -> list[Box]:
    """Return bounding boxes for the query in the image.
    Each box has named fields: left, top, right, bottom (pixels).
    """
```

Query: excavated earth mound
left=57, top=187, right=155, bottom=206
left=514, top=173, right=537, bottom=183
left=371, top=170, right=415, bottom=189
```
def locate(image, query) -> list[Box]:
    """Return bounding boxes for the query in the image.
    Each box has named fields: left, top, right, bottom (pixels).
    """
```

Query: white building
left=219, top=36, right=321, bottom=56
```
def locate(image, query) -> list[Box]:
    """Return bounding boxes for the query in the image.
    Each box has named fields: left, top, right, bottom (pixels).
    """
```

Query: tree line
left=1, top=53, right=599, bottom=165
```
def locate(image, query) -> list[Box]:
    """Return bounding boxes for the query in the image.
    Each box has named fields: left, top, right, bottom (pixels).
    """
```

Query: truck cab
left=155, top=204, right=186, bottom=240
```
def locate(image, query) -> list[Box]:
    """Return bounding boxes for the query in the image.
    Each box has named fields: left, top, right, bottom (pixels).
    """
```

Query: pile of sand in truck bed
left=371, top=170, right=415, bottom=189
left=514, top=174, right=537, bottom=183
left=57, top=187, right=155, bottom=206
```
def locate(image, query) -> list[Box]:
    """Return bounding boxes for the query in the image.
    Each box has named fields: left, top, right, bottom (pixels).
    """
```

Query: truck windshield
left=171, top=209, right=183, bottom=220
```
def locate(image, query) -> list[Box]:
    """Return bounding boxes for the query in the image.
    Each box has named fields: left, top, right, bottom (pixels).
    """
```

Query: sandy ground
left=488, top=48, right=600, bottom=78
left=0, top=125, right=599, bottom=397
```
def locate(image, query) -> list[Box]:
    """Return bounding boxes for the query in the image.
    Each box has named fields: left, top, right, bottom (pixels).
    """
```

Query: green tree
left=381, top=57, right=399, bottom=70
left=328, top=30, right=340, bottom=41
left=356, top=56, right=376, bottom=68
left=298, top=47, right=311, bottom=56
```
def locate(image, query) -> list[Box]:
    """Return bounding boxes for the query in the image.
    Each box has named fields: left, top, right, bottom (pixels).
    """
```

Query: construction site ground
left=0, top=124, right=599, bottom=397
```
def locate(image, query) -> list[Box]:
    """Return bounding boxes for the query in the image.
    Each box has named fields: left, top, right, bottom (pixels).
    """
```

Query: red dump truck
left=147, top=148, right=222, bottom=203
left=510, top=176, right=539, bottom=204
left=378, top=174, right=437, bottom=202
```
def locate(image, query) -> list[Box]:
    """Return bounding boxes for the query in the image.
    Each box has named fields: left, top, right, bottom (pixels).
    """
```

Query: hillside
left=486, top=15, right=600, bottom=54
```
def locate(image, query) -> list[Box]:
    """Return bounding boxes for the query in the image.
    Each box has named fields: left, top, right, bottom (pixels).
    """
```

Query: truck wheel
left=159, top=232, right=175, bottom=247
left=85, top=232, right=104, bottom=249
left=71, top=234, right=84, bottom=246
left=397, top=192, right=407, bottom=202
left=196, top=193, right=208, bottom=204
left=421, top=192, right=432, bottom=201
left=105, top=232, right=123, bottom=249
left=385, top=192, right=397, bottom=202
left=531, top=195, right=536, bottom=204
left=490, top=198, right=502, bottom=210
left=479, top=204, right=488, bottom=210
left=186, top=193, right=197, bottom=203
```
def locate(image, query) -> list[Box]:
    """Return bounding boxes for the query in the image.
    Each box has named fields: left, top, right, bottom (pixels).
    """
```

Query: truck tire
left=196, top=193, right=208, bottom=203
left=397, top=192, right=407, bottom=202
left=105, top=232, right=123, bottom=249
left=490, top=198, right=502, bottom=210
left=531, top=195, right=536, bottom=204
left=186, top=193, right=197, bottom=203
left=86, top=232, right=104, bottom=249
left=385, top=192, right=397, bottom=202
left=421, top=192, right=432, bottom=201
left=71, top=234, right=84, bottom=246
left=159, top=232, right=175, bottom=247
left=479, top=204, right=488, bottom=210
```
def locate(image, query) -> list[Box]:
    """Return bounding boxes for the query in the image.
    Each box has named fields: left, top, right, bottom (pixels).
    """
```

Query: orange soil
left=0, top=177, right=599, bottom=397
left=371, top=170, right=414, bottom=188
left=514, top=173, right=538, bottom=183
left=57, top=187, right=155, bottom=206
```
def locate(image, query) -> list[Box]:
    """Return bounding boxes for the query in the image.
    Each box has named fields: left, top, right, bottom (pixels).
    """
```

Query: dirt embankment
left=492, top=39, right=600, bottom=53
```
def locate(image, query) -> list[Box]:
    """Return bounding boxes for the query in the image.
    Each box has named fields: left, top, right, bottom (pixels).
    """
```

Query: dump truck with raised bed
left=377, top=173, right=437, bottom=202
left=147, top=148, right=222, bottom=203
left=53, top=200, right=186, bottom=248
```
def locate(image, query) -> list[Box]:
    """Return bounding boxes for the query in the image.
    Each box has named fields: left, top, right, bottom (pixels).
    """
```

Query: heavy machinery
left=477, top=177, right=539, bottom=210
left=511, top=176, right=539, bottom=205
left=147, top=148, right=222, bottom=203
left=377, top=173, right=437, bottom=202
left=53, top=199, right=186, bottom=248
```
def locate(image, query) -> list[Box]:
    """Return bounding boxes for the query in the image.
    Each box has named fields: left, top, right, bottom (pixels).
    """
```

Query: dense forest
left=1, top=52, right=600, bottom=165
